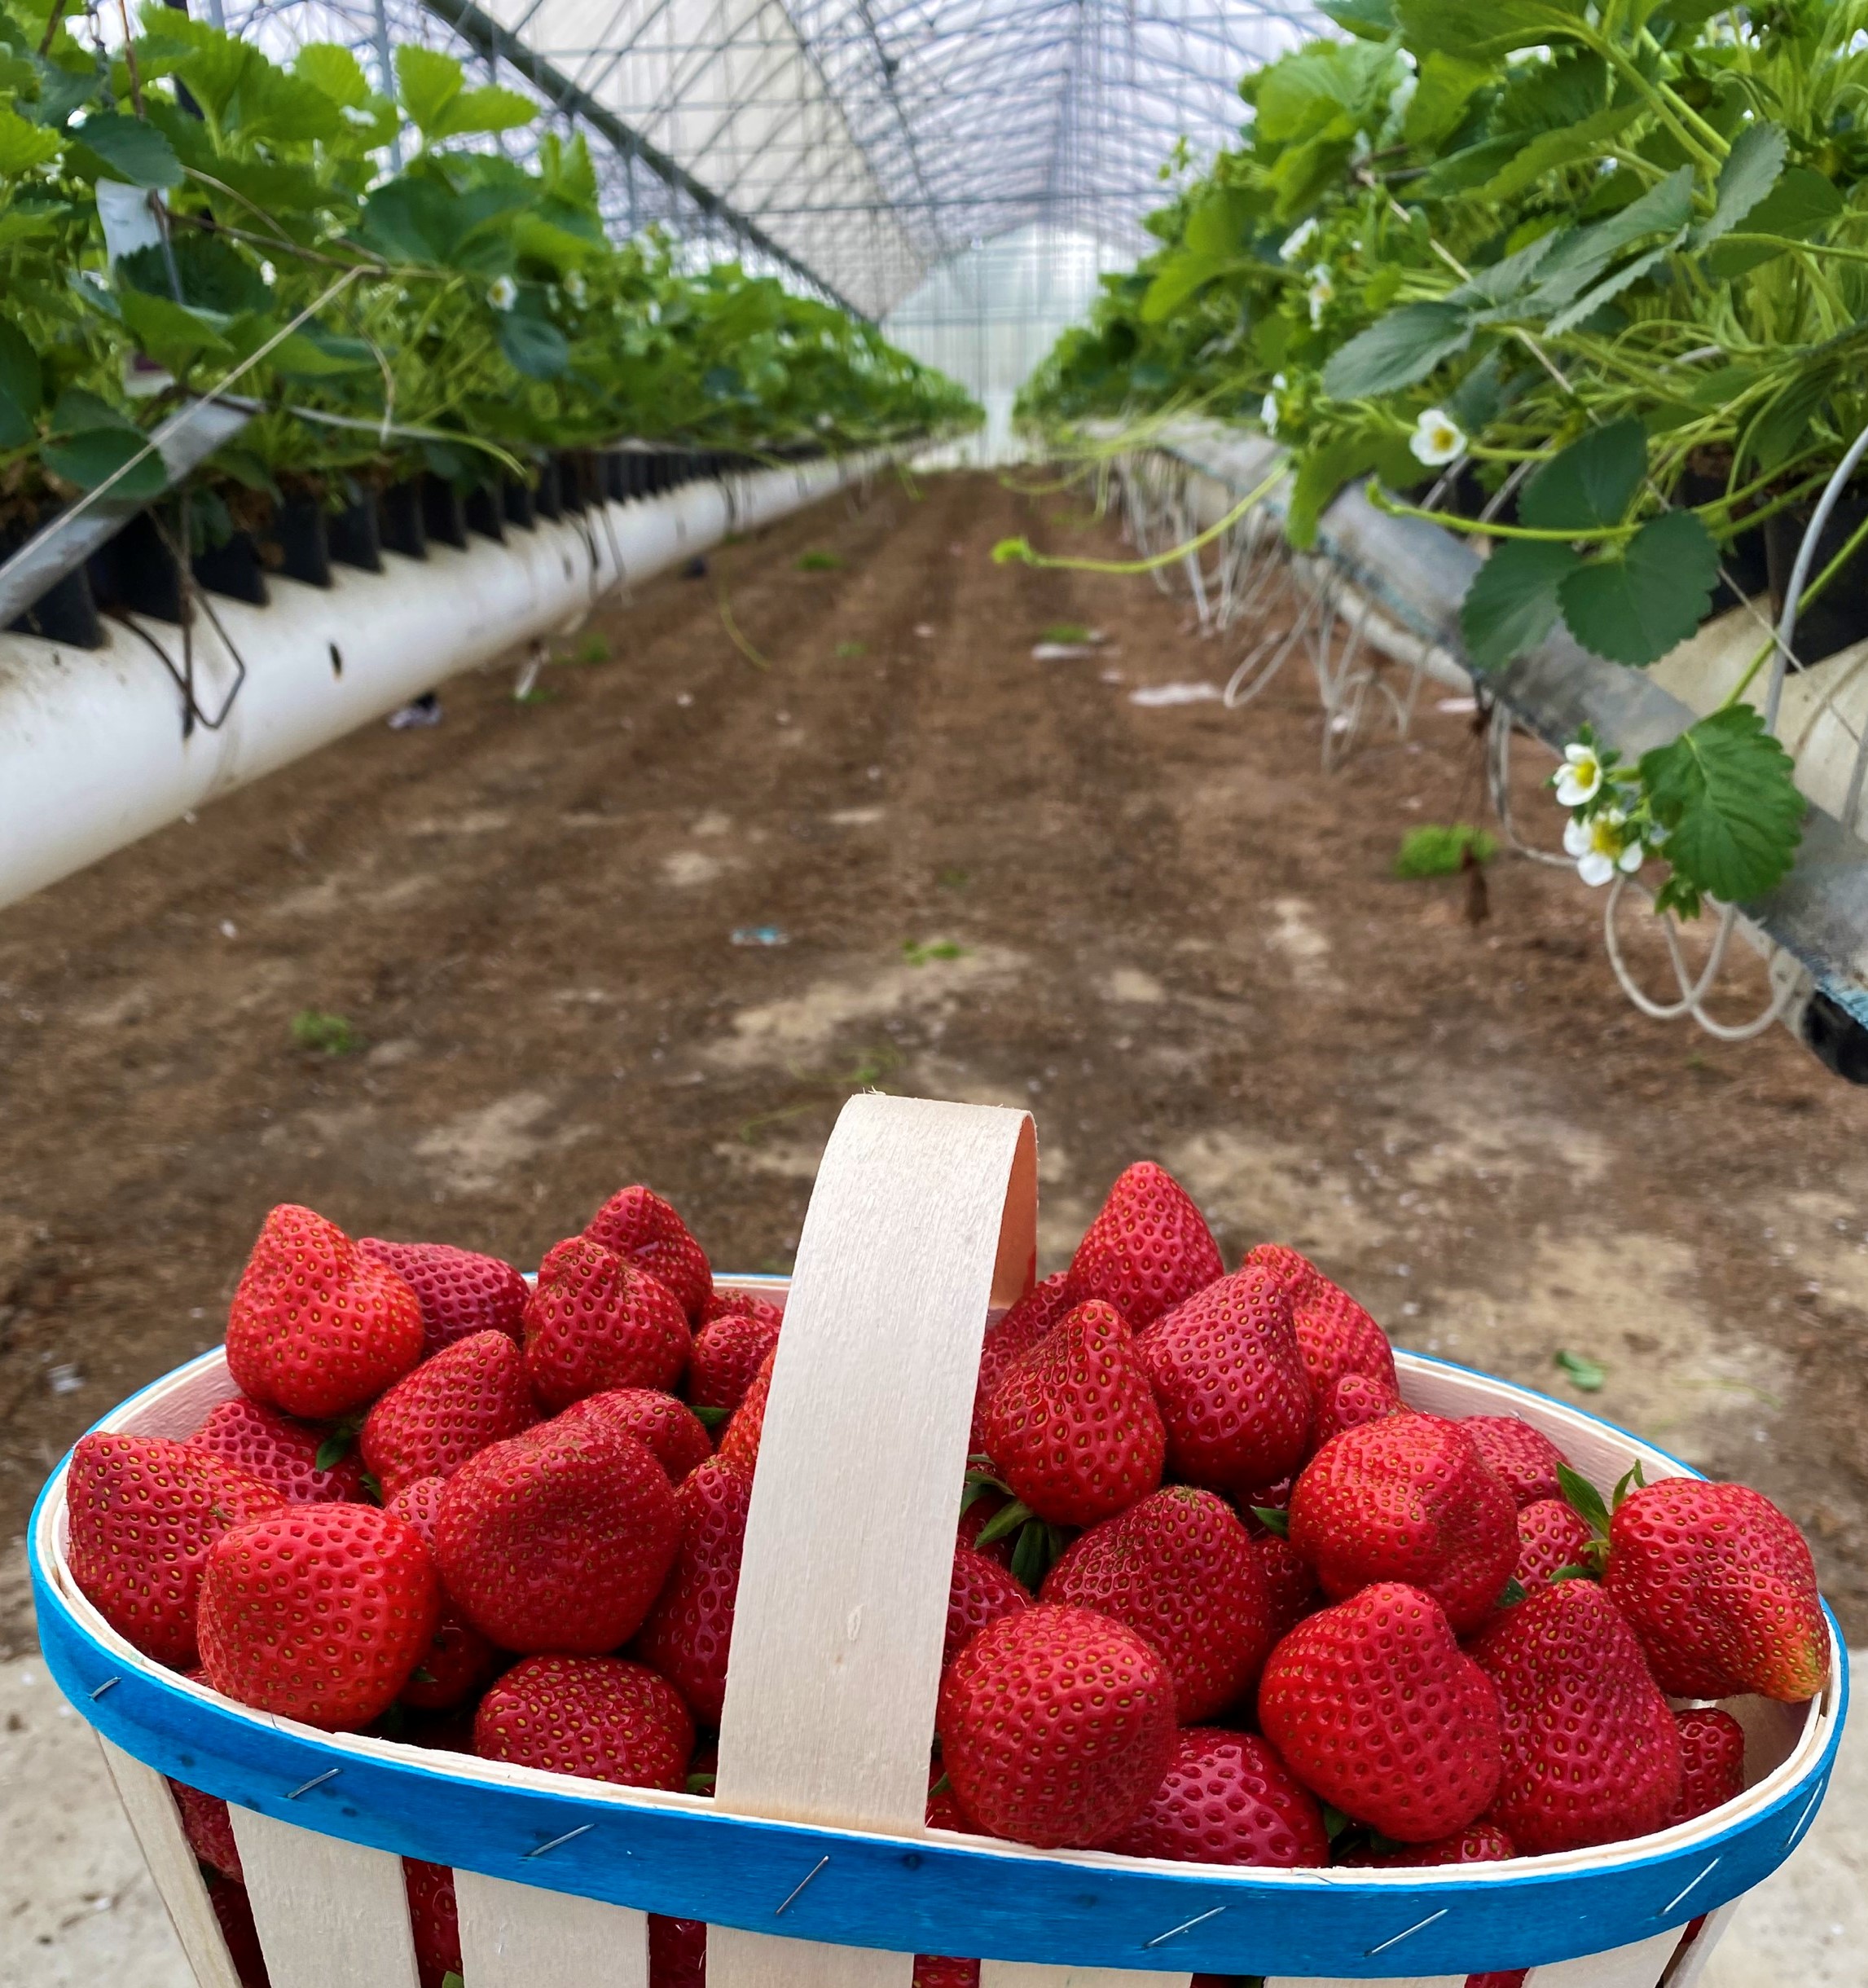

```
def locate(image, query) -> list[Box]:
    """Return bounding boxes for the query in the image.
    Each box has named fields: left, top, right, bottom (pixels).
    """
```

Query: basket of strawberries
left=29, top=1094, right=1847, bottom=1988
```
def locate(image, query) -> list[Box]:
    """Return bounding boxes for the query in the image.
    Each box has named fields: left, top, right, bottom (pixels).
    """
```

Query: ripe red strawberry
left=718, top=1349, right=775, bottom=1472
left=404, top=1859, right=460, bottom=1988
left=475, top=1653, right=693, bottom=1788
left=1105, top=1728, right=1327, bottom=1867
left=938, top=1605, right=1176, bottom=1849
left=701, top=1289, right=781, bottom=1324
left=198, top=1504, right=438, bottom=1730
left=1040, top=1487, right=1271, bottom=1719
left=1602, top=1478, right=1829, bottom=1702
left=946, top=1543, right=1031, bottom=1665
left=650, top=1915, right=708, bottom=1988
left=209, top=1879, right=270, bottom=1988
left=1514, top=1498, right=1593, bottom=1590
left=1134, top=1265, right=1312, bottom=1493
left=187, top=1397, right=365, bottom=1504
left=584, top=1185, right=713, bottom=1321
left=383, top=1477, right=502, bottom=1711
left=361, top=1330, right=538, bottom=1498
left=1289, top=1413, right=1518, bottom=1634
left=66, top=1434, right=284, bottom=1668
left=559, top=1388, right=712, bottom=1484
left=1292, top=1282, right=1397, bottom=1408
left=1464, top=1417, right=1567, bottom=1507
left=524, top=1237, right=690, bottom=1409
left=1312, top=1369, right=1403, bottom=1446
left=970, top=1273, right=1075, bottom=1449
left=1241, top=1242, right=1326, bottom=1309
left=226, top=1204, right=424, bottom=1419
left=437, top=1418, right=679, bottom=1653
left=913, top=1960, right=978, bottom=1988
left=356, top=1239, right=528, bottom=1355
left=1371, top=1819, right=1518, bottom=1865
left=1256, top=1532, right=1321, bottom=1643
left=1471, top=1581, right=1682, bottom=1854
left=636, top=1454, right=754, bottom=1724
left=1465, top=1974, right=1528, bottom=1988
left=1668, top=1707, right=1746, bottom=1824
left=688, top=1300, right=783, bottom=1414
left=1257, top=1583, right=1503, bottom=1843
left=170, top=1779, right=242, bottom=1880
left=1067, top=1162, right=1223, bottom=1329
left=982, top=1300, right=1165, bottom=1525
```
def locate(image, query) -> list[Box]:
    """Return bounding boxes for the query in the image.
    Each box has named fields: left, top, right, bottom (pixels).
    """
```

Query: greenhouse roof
left=229, top=0, right=1318, bottom=317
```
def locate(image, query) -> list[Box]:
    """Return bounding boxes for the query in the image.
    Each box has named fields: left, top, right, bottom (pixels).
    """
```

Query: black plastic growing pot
left=502, top=475, right=537, bottom=531
left=380, top=480, right=428, bottom=561
left=534, top=458, right=563, bottom=522
left=271, top=497, right=332, bottom=587
left=2, top=508, right=105, bottom=649
left=327, top=495, right=382, bottom=574
left=1678, top=467, right=1769, bottom=616
left=88, top=512, right=183, bottom=624
left=601, top=452, right=629, bottom=504
left=1765, top=491, right=1868, bottom=668
left=421, top=474, right=468, bottom=550
left=464, top=483, right=505, bottom=543
left=191, top=530, right=269, bottom=607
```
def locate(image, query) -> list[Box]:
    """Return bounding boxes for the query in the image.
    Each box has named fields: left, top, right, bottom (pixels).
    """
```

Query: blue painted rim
left=29, top=1341, right=1850, bottom=1979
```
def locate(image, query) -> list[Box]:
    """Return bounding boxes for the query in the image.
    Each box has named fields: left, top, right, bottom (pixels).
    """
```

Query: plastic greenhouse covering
left=214, top=0, right=1319, bottom=438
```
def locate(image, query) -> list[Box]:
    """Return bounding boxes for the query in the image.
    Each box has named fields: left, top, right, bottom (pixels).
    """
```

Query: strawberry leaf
left=1612, top=1459, right=1647, bottom=1509
left=1498, top=1576, right=1528, bottom=1608
left=443, top=1975, right=466, bottom=1988
left=1321, top=1802, right=1353, bottom=1841
left=410, top=1667, right=437, bottom=1686
left=1556, top=1460, right=1611, bottom=1537
left=1549, top=1563, right=1598, bottom=1582
left=359, top=1469, right=384, bottom=1506
left=686, top=1770, right=716, bottom=1796
left=929, top=1771, right=952, bottom=1798
left=1009, top=1519, right=1068, bottom=1590
left=1250, top=1504, right=1291, bottom=1537
left=313, top=1432, right=353, bottom=1471
left=972, top=1498, right=1033, bottom=1548
left=691, top=1403, right=728, bottom=1428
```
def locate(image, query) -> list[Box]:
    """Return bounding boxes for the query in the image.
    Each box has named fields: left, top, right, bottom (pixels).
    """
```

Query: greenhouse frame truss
left=204, top=0, right=1317, bottom=319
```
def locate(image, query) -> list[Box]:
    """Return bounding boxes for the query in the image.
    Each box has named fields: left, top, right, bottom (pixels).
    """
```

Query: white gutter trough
left=0, top=451, right=882, bottom=912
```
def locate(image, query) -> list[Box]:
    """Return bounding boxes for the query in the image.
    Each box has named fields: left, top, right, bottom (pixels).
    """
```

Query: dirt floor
left=4, top=467, right=1867, bottom=1656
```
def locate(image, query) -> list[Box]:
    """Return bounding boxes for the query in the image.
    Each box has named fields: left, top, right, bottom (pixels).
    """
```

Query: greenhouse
left=2, top=4, right=1866, bottom=1988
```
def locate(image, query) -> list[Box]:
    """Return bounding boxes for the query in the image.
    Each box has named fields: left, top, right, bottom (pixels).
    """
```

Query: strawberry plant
left=0, top=0, right=976, bottom=544
left=1017, top=0, right=1868, bottom=918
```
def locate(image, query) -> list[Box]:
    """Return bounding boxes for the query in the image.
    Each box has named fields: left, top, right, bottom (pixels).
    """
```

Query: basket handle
left=710, top=1094, right=1036, bottom=1987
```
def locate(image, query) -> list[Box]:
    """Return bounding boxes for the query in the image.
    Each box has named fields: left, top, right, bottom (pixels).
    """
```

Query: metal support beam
left=417, top=0, right=872, bottom=318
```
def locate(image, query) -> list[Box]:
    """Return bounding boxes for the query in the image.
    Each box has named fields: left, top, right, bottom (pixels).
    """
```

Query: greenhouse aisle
left=4, top=472, right=1868, bottom=1984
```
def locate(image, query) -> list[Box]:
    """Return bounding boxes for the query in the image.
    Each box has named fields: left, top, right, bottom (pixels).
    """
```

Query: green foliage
left=1639, top=707, right=1805, bottom=909
left=0, top=6, right=976, bottom=541
left=1018, top=0, right=1854, bottom=919
left=795, top=549, right=842, bottom=570
left=1393, top=822, right=1497, bottom=877
left=292, top=1009, right=362, bottom=1055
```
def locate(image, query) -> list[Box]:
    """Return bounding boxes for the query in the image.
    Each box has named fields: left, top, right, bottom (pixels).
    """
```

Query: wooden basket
left=29, top=1095, right=1849, bottom=1988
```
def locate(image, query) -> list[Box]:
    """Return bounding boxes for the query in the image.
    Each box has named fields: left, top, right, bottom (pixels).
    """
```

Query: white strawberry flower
left=1279, top=218, right=1318, bottom=262
left=1554, top=740, right=1605, bottom=807
left=1410, top=407, right=1466, bottom=467
left=1259, top=372, right=1287, bottom=438
left=1307, top=266, right=1334, bottom=327
left=1563, top=808, right=1646, bottom=886
left=487, top=275, right=518, bottom=312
